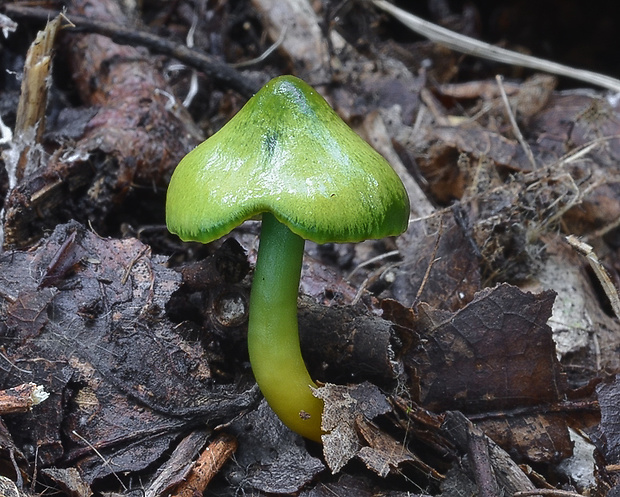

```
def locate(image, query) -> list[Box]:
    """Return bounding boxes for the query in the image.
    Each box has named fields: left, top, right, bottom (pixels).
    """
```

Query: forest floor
left=2, top=1, right=620, bottom=496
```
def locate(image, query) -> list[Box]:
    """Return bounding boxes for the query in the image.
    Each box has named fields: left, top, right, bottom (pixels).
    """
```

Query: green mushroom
left=166, top=75, right=410, bottom=442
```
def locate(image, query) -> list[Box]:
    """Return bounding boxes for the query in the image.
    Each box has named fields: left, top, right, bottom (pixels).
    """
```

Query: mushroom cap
left=166, top=75, right=410, bottom=245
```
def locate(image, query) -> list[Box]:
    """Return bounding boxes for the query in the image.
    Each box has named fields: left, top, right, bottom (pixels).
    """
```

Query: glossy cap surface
left=166, top=75, right=410, bottom=244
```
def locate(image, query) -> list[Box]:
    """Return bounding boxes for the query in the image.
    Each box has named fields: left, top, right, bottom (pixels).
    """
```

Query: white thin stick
left=231, top=27, right=288, bottom=68
left=182, top=13, right=199, bottom=108
left=347, top=249, right=400, bottom=279
left=373, top=0, right=620, bottom=93
left=72, top=430, right=128, bottom=491
left=495, top=75, right=537, bottom=169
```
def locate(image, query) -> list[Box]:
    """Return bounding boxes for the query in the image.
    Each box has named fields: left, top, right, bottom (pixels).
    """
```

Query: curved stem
left=248, top=212, right=323, bottom=442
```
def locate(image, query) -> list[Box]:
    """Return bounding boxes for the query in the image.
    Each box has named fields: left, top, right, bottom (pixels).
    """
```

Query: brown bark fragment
left=64, top=0, right=198, bottom=188
left=298, top=296, right=398, bottom=387
left=172, top=433, right=238, bottom=497
left=467, top=426, right=500, bottom=497
left=0, top=382, right=48, bottom=415
left=145, top=430, right=210, bottom=497
left=3, top=0, right=201, bottom=249
left=441, top=411, right=537, bottom=495
left=12, top=15, right=62, bottom=183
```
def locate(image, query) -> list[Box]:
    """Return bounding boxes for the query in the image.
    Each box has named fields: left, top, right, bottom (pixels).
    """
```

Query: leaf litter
left=2, top=0, right=620, bottom=495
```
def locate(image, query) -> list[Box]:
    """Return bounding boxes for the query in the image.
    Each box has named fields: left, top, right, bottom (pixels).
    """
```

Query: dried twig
left=413, top=218, right=443, bottom=309
left=173, top=433, right=238, bottom=497
left=565, top=235, right=620, bottom=319
left=0, top=382, right=48, bottom=415
left=347, top=250, right=400, bottom=280
left=468, top=427, right=500, bottom=497
left=10, top=13, right=62, bottom=186
left=232, top=27, right=287, bottom=68
left=373, top=0, right=620, bottom=93
left=495, top=75, right=537, bottom=170
left=3, top=4, right=259, bottom=98
left=514, top=490, right=585, bottom=497
left=72, top=430, right=128, bottom=492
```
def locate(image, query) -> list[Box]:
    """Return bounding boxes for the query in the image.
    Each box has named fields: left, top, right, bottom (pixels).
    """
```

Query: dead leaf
left=390, top=211, right=481, bottom=311
left=432, top=125, right=535, bottom=172
left=356, top=417, right=418, bottom=477
left=392, top=284, right=572, bottom=464
left=316, top=382, right=391, bottom=473
left=595, top=375, right=620, bottom=464
left=0, top=221, right=258, bottom=478
left=409, top=283, right=564, bottom=412
left=40, top=468, right=92, bottom=497
left=227, top=400, right=325, bottom=494
left=475, top=413, right=573, bottom=464
left=299, top=473, right=430, bottom=497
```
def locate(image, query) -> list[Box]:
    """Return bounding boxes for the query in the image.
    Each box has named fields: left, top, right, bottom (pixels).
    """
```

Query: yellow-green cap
left=166, top=75, right=410, bottom=245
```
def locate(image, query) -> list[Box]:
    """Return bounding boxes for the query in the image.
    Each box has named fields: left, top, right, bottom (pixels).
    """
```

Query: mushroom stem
left=248, top=212, right=323, bottom=442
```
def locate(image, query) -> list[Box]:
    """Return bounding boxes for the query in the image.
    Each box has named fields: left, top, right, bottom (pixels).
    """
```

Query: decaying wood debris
left=2, top=0, right=620, bottom=496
